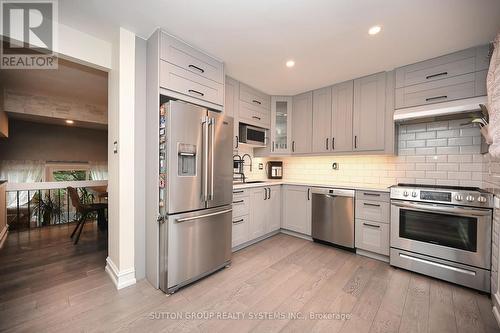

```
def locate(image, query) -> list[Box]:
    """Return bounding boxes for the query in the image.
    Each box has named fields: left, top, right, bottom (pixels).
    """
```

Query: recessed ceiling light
left=368, top=25, right=382, bottom=35
left=286, top=60, right=295, bottom=68
left=65, top=120, right=74, bottom=124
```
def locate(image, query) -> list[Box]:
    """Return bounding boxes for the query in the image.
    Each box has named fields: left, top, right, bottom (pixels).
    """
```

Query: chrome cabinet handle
left=307, top=188, right=311, bottom=201
left=233, top=200, right=244, bottom=204
left=332, top=137, right=335, bottom=150
left=235, top=135, right=239, bottom=149
left=210, top=117, right=215, bottom=200
left=363, top=192, right=380, bottom=196
left=177, top=208, right=233, bottom=223
left=252, top=99, right=262, bottom=105
left=188, top=89, right=204, bottom=97
left=188, top=64, right=205, bottom=73
left=252, top=116, right=261, bottom=120
left=363, top=203, right=381, bottom=207
left=425, top=95, right=447, bottom=102
left=426, top=71, right=447, bottom=80
left=233, top=219, right=244, bottom=224
left=354, top=135, right=358, bottom=149
left=272, top=141, right=274, bottom=152
left=292, top=141, right=295, bottom=152
left=264, top=188, right=268, bottom=200
left=391, top=201, right=491, bottom=217
left=233, top=190, right=244, bottom=194
left=326, top=138, right=329, bottom=150
left=202, top=117, right=209, bottom=202
left=267, top=187, right=271, bottom=200
left=363, top=222, right=380, bottom=228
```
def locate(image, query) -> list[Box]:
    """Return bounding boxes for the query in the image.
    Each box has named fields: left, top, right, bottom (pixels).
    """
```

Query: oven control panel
left=390, top=186, right=493, bottom=208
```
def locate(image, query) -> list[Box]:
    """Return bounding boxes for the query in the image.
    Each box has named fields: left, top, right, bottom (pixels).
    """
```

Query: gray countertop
left=233, top=180, right=391, bottom=192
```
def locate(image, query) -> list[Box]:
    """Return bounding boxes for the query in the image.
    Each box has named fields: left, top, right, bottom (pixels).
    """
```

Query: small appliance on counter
left=266, top=161, right=283, bottom=179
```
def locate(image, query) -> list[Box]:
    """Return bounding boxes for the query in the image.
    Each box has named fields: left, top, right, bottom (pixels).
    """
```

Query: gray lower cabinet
left=291, top=92, right=313, bottom=154
left=355, top=219, right=390, bottom=256
left=353, top=72, right=387, bottom=151
left=331, top=81, right=354, bottom=152
left=282, top=185, right=311, bottom=236
left=232, top=186, right=281, bottom=249
left=354, top=190, right=390, bottom=258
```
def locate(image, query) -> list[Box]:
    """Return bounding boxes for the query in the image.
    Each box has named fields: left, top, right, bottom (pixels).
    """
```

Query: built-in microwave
left=239, top=123, right=266, bottom=147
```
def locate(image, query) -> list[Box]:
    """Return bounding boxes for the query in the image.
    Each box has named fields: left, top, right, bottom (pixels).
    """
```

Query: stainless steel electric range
left=390, top=183, right=494, bottom=292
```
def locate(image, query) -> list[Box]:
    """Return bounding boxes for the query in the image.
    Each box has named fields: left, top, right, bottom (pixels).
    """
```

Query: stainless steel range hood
left=394, top=96, right=487, bottom=123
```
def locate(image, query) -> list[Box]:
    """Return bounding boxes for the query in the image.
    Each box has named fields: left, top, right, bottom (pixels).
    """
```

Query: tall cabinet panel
left=331, top=81, right=354, bottom=152
left=224, top=76, right=239, bottom=150
left=291, top=92, right=313, bottom=154
left=312, top=87, right=332, bottom=153
left=353, top=72, right=386, bottom=151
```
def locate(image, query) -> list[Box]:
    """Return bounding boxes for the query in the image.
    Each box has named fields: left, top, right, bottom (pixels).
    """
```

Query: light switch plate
left=258, top=163, right=263, bottom=170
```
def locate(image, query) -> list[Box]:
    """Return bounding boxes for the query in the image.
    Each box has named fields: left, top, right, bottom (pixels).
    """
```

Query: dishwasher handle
left=311, top=187, right=355, bottom=197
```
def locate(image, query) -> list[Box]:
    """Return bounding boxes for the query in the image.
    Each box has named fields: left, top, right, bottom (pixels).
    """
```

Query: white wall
left=105, top=28, right=137, bottom=289
left=134, top=36, right=147, bottom=280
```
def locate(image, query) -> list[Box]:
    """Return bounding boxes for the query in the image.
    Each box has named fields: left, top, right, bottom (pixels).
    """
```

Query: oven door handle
left=391, top=201, right=491, bottom=217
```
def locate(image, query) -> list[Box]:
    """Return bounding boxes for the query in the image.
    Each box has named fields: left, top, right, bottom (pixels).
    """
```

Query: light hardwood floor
left=0, top=231, right=498, bottom=333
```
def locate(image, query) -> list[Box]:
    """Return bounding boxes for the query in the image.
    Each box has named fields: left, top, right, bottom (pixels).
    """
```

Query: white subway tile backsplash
left=427, top=121, right=448, bottom=131
left=449, top=137, right=473, bottom=146
left=416, top=131, right=436, bottom=140
left=407, top=140, right=426, bottom=148
left=426, top=139, right=448, bottom=147
left=436, top=163, right=459, bottom=171
left=436, top=129, right=460, bottom=138
left=415, top=147, right=436, bottom=155
left=436, top=146, right=460, bottom=155
left=264, top=118, right=487, bottom=190
left=407, top=123, right=427, bottom=132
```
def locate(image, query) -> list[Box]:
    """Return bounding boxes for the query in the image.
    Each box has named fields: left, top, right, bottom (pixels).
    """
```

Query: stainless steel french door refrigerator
left=158, top=100, right=233, bottom=294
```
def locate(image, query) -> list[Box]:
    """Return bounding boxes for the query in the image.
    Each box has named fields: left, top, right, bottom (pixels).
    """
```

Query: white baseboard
left=0, top=225, right=8, bottom=249
left=493, top=292, right=500, bottom=328
left=105, top=257, right=137, bottom=290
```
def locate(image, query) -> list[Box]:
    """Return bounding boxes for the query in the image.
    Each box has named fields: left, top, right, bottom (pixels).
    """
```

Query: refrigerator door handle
left=176, top=208, right=233, bottom=223
left=202, top=116, right=209, bottom=202
left=209, top=117, right=215, bottom=201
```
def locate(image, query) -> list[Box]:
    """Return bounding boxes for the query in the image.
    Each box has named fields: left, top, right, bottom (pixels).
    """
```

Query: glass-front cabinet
left=270, top=96, right=292, bottom=154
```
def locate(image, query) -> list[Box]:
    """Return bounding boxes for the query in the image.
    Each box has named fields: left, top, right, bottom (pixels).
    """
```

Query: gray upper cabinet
left=312, top=87, right=332, bottom=153
left=353, top=73, right=386, bottom=151
left=238, top=83, right=271, bottom=129
left=224, top=76, right=239, bottom=150
left=331, top=81, right=354, bottom=152
left=395, top=45, right=490, bottom=88
left=394, top=44, right=489, bottom=109
left=292, top=92, right=313, bottom=154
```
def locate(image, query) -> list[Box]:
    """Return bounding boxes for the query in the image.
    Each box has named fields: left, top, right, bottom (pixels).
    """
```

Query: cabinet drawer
left=395, top=45, right=489, bottom=88
left=239, top=101, right=271, bottom=129
left=232, top=215, right=249, bottom=248
left=233, top=188, right=249, bottom=196
left=355, top=219, right=389, bottom=256
left=160, top=61, right=224, bottom=106
left=160, top=32, right=224, bottom=84
left=232, top=195, right=250, bottom=218
left=355, top=199, right=390, bottom=223
left=239, top=83, right=271, bottom=110
left=355, top=191, right=390, bottom=202
left=395, top=71, right=486, bottom=109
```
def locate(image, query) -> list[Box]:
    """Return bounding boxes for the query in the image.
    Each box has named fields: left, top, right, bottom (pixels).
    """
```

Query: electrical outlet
left=332, top=162, right=338, bottom=170
left=258, top=163, right=264, bottom=170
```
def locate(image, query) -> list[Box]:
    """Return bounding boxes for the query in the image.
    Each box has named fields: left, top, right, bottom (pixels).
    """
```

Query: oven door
left=391, top=200, right=492, bottom=269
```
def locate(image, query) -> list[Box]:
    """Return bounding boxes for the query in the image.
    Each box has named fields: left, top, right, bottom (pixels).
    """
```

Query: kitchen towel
left=488, top=31, right=500, bottom=158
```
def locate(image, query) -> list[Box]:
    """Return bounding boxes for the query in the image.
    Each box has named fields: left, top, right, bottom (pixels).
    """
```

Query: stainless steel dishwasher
left=312, top=188, right=355, bottom=249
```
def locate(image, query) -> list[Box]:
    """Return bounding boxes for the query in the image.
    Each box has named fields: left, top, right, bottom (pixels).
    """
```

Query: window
left=45, top=163, right=91, bottom=181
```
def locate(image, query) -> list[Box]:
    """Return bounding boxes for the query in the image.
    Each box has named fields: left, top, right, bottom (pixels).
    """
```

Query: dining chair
left=67, top=187, right=108, bottom=244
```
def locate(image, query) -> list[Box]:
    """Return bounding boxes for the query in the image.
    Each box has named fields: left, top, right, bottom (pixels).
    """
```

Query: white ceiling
left=59, top=0, right=500, bottom=95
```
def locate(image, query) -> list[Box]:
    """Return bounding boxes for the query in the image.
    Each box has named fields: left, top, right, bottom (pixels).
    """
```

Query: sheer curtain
left=89, top=161, right=108, bottom=180
left=0, top=160, right=45, bottom=208
left=488, top=32, right=500, bottom=158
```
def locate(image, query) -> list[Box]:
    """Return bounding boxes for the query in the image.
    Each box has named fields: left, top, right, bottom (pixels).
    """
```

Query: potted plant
left=32, top=192, right=62, bottom=226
